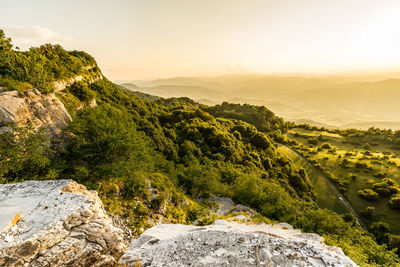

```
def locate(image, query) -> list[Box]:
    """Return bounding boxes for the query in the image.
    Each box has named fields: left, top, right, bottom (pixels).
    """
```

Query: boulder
left=0, top=180, right=128, bottom=266
left=0, top=89, right=71, bottom=134
left=120, top=220, right=357, bottom=267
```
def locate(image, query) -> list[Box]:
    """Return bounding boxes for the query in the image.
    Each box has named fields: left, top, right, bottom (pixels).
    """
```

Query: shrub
left=320, top=142, right=332, bottom=149
left=372, top=179, right=399, bottom=197
left=358, top=189, right=379, bottom=201
left=250, top=132, right=272, bottom=150
left=370, top=222, right=390, bottom=242
left=307, top=136, right=318, bottom=145
left=68, top=81, right=95, bottom=101
left=374, top=171, right=387, bottom=179
left=389, top=194, right=400, bottom=209
left=361, top=206, right=375, bottom=217
left=364, top=143, right=372, bottom=150
left=363, top=150, right=372, bottom=156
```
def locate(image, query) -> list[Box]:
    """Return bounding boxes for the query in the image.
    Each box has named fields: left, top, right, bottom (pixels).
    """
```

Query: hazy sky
left=1, top=0, right=400, bottom=80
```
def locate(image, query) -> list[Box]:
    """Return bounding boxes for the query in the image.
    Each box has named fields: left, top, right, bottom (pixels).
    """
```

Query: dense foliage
left=0, top=29, right=98, bottom=93
left=205, top=102, right=288, bottom=133
left=1, top=32, right=399, bottom=265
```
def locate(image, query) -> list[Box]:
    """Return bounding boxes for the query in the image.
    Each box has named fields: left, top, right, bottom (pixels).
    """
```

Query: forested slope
left=0, top=30, right=399, bottom=266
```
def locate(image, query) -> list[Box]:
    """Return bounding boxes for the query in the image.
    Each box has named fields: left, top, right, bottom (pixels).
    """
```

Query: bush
left=358, top=189, right=379, bottom=201
left=389, top=194, right=400, bottom=209
left=307, top=136, right=318, bottom=145
left=372, top=179, right=399, bottom=197
left=364, top=143, right=372, bottom=150
left=361, top=206, right=375, bottom=217
left=68, top=81, right=95, bottom=101
left=250, top=132, right=272, bottom=150
left=370, top=221, right=390, bottom=242
left=320, top=142, right=333, bottom=149
left=374, top=171, right=387, bottom=179
left=0, top=126, right=52, bottom=182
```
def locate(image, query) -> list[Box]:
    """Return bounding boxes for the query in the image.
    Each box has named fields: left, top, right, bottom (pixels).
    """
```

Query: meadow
left=285, top=126, right=400, bottom=234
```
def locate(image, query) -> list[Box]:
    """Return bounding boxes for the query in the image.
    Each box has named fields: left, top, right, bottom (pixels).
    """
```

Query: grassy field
left=286, top=127, right=400, bottom=233
left=277, top=145, right=349, bottom=215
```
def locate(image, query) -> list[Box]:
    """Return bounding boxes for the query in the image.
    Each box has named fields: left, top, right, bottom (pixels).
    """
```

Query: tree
left=358, top=189, right=379, bottom=201
left=307, top=136, right=318, bottom=146
left=0, top=125, right=52, bottom=182
left=389, top=194, right=400, bottom=210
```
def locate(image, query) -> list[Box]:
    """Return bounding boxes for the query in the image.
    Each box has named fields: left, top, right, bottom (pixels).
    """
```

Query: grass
left=287, top=127, right=400, bottom=233
left=277, top=145, right=349, bottom=215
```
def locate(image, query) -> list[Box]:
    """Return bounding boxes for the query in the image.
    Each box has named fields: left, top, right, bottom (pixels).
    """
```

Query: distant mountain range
left=119, top=74, right=400, bottom=130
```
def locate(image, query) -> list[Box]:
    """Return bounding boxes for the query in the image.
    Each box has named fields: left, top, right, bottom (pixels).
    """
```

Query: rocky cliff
left=0, top=179, right=358, bottom=266
left=0, top=89, right=71, bottom=134
left=120, top=220, right=357, bottom=267
left=0, top=180, right=127, bottom=266
left=52, top=71, right=103, bottom=92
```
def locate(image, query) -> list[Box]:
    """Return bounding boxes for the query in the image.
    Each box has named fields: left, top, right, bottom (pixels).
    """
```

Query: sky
left=1, top=0, right=400, bottom=80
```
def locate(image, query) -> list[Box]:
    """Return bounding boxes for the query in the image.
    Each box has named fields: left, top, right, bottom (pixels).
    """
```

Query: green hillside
left=0, top=29, right=100, bottom=93
left=285, top=126, right=400, bottom=255
left=1, top=30, right=399, bottom=266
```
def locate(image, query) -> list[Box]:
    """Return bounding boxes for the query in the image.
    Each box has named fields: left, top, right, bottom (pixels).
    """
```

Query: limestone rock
left=206, top=196, right=234, bottom=216
left=232, top=204, right=257, bottom=215
left=0, top=180, right=128, bottom=266
left=52, top=72, right=103, bottom=92
left=0, top=89, right=71, bottom=134
left=120, top=220, right=357, bottom=267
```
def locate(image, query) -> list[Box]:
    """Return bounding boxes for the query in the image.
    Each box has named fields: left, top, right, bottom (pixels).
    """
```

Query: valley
left=121, top=74, right=400, bottom=130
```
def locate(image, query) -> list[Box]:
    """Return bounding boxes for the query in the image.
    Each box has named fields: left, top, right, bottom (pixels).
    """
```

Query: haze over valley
left=120, top=73, right=400, bottom=130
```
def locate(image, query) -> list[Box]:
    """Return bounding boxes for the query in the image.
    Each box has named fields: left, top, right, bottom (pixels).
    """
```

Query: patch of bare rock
left=0, top=89, right=71, bottom=134
left=0, top=180, right=127, bottom=266
left=120, top=220, right=357, bottom=267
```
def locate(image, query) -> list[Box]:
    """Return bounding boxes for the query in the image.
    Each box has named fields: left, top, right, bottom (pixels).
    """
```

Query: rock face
left=52, top=72, right=103, bottom=92
left=0, top=89, right=71, bottom=134
left=0, top=180, right=127, bottom=266
left=120, top=220, right=357, bottom=267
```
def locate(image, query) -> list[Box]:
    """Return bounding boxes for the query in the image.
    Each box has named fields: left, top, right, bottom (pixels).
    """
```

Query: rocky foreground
left=0, top=180, right=127, bottom=266
left=119, top=220, right=356, bottom=267
left=0, top=180, right=357, bottom=266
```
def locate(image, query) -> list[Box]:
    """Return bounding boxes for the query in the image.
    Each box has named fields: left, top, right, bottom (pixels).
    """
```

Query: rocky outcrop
left=120, top=220, right=357, bottom=267
left=52, top=72, right=103, bottom=92
left=0, top=89, right=71, bottom=134
left=0, top=180, right=127, bottom=266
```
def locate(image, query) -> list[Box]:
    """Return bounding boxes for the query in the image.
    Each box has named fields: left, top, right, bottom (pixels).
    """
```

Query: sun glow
left=355, top=4, right=400, bottom=67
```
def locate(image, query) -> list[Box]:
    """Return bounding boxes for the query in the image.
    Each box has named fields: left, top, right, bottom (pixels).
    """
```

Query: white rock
left=120, top=221, right=357, bottom=267
left=278, top=222, right=294, bottom=229
left=52, top=73, right=103, bottom=92
left=0, top=89, right=71, bottom=134
left=232, top=215, right=247, bottom=220
left=206, top=196, right=234, bottom=216
left=0, top=180, right=128, bottom=266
